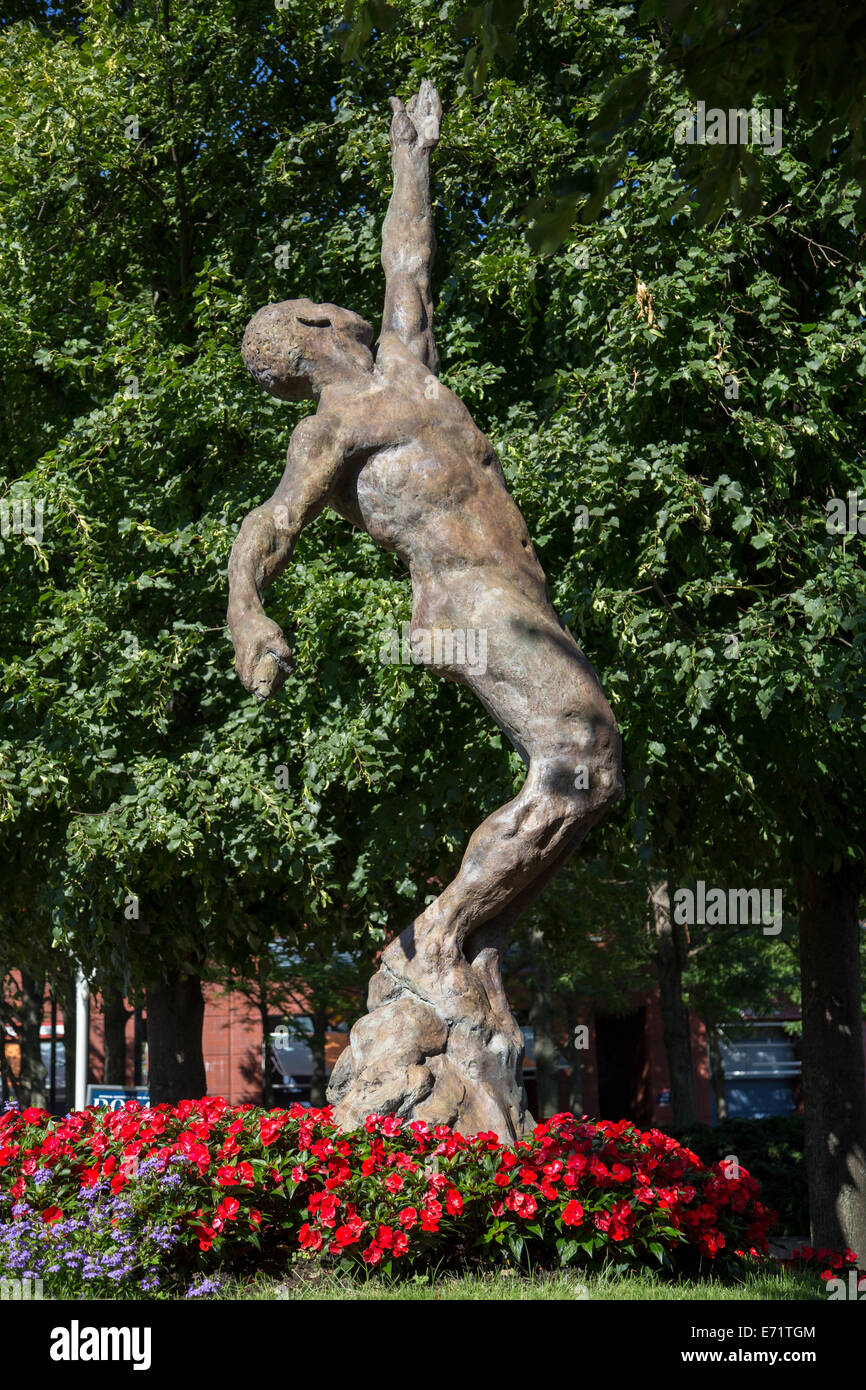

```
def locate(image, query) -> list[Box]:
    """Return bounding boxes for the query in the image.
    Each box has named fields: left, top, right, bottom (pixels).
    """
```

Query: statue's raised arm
left=379, top=79, right=442, bottom=374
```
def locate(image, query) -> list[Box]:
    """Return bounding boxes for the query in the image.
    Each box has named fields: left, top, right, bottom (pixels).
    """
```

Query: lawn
left=35, top=1264, right=823, bottom=1301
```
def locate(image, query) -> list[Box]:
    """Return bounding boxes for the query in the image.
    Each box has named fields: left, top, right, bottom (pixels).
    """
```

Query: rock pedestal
left=328, top=925, right=533, bottom=1141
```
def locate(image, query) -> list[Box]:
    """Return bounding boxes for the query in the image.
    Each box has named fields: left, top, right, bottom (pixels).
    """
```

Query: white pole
left=74, top=969, right=89, bottom=1111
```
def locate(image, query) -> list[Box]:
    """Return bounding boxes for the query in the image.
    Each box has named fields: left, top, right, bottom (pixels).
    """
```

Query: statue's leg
left=328, top=574, right=623, bottom=1137
left=383, top=574, right=623, bottom=981
left=464, top=820, right=593, bottom=1021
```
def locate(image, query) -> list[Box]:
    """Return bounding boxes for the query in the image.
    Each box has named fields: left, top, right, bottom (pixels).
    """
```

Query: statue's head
left=241, top=298, right=375, bottom=401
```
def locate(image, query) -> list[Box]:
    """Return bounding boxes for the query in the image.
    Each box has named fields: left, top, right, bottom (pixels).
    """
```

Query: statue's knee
left=564, top=719, right=624, bottom=816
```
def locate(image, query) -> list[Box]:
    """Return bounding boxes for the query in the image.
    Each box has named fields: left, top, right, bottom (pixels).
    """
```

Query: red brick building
left=4, top=974, right=811, bottom=1128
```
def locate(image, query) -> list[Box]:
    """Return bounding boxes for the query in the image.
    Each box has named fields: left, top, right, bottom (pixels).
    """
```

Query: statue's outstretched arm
left=226, top=417, right=346, bottom=700
left=379, top=80, right=442, bottom=375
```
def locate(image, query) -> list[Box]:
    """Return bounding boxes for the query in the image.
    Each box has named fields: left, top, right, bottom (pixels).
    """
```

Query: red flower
left=560, top=1201, right=584, bottom=1227
left=215, top=1161, right=254, bottom=1187
left=318, top=1194, right=340, bottom=1228
left=419, top=1210, right=439, bottom=1233
left=393, top=1231, right=409, bottom=1257
left=383, top=1172, right=404, bottom=1194
left=445, top=1188, right=463, bottom=1216
left=505, top=1191, right=537, bottom=1219
left=334, top=1223, right=363, bottom=1248
left=41, top=1206, right=63, bottom=1223
left=398, top=1206, right=418, bottom=1230
left=377, top=1225, right=394, bottom=1249
left=298, top=1223, right=323, bottom=1252
left=362, top=1242, right=382, bottom=1264
left=216, top=1197, right=239, bottom=1221
left=248, top=1209, right=262, bottom=1228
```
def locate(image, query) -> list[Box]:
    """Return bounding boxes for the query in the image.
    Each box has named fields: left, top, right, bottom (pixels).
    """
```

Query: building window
left=711, top=1022, right=801, bottom=1120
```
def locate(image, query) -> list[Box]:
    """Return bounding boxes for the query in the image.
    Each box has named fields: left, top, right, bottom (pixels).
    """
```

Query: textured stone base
left=327, top=928, right=533, bottom=1141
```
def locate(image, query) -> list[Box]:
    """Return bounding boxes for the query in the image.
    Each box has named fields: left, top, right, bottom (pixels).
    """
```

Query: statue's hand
left=389, top=80, right=441, bottom=152
left=233, top=614, right=294, bottom=702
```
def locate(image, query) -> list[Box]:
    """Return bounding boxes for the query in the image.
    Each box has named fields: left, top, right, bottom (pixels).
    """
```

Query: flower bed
left=0, top=1099, right=778, bottom=1295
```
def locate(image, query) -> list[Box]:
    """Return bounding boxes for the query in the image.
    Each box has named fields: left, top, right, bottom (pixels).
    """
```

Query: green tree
left=0, top=0, right=863, bottom=1258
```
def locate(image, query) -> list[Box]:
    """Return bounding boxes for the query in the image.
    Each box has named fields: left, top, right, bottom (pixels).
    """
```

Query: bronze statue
left=227, top=83, right=623, bottom=1138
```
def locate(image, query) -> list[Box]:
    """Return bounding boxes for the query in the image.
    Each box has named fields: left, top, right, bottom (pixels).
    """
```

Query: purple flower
left=185, top=1275, right=223, bottom=1299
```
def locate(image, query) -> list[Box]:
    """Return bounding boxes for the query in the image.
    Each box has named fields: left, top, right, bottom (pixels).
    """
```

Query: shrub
left=673, top=1117, right=807, bottom=1234
left=0, top=1100, right=778, bottom=1294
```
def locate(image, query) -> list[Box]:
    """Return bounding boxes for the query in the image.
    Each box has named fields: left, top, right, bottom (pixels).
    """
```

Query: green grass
left=33, top=1263, right=824, bottom=1301
left=212, top=1265, right=823, bottom=1301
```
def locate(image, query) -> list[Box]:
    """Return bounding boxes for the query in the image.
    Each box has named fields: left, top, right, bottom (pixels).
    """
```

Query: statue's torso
left=324, top=336, right=550, bottom=604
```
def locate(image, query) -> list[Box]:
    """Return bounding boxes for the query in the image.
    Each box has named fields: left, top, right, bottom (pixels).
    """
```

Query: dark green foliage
left=676, top=1116, right=808, bottom=1233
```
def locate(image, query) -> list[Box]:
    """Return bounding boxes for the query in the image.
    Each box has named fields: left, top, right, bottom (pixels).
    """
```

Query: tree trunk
left=651, top=880, right=697, bottom=1128
left=798, top=862, right=866, bottom=1259
left=706, top=1022, right=728, bottom=1123
left=145, top=971, right=206, bottom=1104
left=102, top=991, right=130, bottom=1086
left=16, top=971, right=47, bottom=1109
left=528, top=928, right=558, bottom=1118
left=564, top=992, right=584, bottom=1117
left=309, top=1009, right=329, bottom=1108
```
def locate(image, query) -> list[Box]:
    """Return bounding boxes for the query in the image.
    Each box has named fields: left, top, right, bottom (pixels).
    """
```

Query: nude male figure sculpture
left=227, top=83, right=623, bottom=1138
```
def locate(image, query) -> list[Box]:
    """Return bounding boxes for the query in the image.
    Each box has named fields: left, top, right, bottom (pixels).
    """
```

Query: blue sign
left=86, top=1085, right=150, bottom=1110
